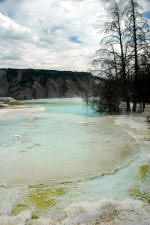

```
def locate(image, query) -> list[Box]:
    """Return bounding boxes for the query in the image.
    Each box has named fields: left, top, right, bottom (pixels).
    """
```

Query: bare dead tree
left=89, top=0, right=150, bottom=114
left=124, top=0, right=150, bottom=112
left=92, top=0, right=130, bottom=112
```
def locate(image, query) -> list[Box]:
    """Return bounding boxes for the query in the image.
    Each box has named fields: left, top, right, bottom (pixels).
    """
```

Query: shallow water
left=24, top=98, right=102, bottom=117
left=0, top=98, right=149, bottom=222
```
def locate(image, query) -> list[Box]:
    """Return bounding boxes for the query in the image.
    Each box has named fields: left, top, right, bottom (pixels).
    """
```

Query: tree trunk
left=131, top=0, right=138, bottom=113
left=132, top=97, right=136, bottom=112
left=126, top=96, right=130, bottom=112
left=143, top=102, right=145, bottom=112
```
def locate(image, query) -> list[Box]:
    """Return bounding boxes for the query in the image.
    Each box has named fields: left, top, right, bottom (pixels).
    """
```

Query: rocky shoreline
left=0, top=198, right=150, bottom=225
left=0, top=97, right=17, bottom=107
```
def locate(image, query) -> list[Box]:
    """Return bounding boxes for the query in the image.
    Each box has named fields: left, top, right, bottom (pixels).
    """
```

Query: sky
left=0, top=0, right=150, bottom=72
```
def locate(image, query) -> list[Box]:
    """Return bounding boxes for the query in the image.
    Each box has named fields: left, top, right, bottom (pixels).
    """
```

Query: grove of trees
left=88, top=0, right=150, bottom=113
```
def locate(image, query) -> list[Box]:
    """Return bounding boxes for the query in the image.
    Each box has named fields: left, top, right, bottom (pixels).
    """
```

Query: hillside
left=0, top=68, right=93, bottom=100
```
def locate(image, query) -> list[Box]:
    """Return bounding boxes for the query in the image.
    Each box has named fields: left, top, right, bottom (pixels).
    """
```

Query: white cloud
left=0, top=0, right=149, bottom=71
left=0, top=13, right=32, bottom=41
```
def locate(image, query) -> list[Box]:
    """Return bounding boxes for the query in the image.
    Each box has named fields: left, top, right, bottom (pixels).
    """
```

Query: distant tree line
left=88, top=0, right=150, bottom=113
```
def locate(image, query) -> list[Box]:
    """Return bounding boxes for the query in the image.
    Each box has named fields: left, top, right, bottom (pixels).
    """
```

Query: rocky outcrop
left=0, top=69, right=93, bottom=100
left=0, top=97, right=16, bottom=103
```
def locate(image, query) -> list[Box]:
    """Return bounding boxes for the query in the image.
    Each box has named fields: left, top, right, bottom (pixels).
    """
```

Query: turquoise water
left=24, top=98, right=102, bottom=117
left=0, top=98, right=149, bottom=221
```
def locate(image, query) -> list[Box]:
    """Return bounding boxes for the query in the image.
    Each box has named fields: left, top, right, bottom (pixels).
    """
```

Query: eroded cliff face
left=0, top=69, right=92, bottom=100
left=0, top=70, right=9, bottom=97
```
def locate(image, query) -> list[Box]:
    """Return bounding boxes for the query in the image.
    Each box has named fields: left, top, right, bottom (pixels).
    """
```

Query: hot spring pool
left=0, top=98, right=149, bottom=223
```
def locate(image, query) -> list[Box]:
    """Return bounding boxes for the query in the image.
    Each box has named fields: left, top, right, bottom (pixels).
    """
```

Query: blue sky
left=143, top=11, right=150, bottom=19
left=0, top=0, right=149, bottom=71
left=69, top=36, right=82, bottom=43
